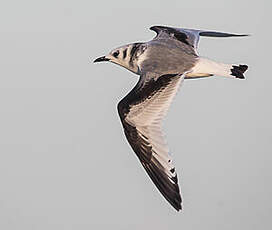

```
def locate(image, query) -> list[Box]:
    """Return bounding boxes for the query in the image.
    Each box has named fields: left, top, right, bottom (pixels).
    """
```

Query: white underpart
left=189, top=57, right=234, bottom=78
left=126, top=74, right=185, bottom=179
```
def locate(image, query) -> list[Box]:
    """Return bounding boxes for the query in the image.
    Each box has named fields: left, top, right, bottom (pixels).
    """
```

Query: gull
left=94, top=25, right=248, bottom=211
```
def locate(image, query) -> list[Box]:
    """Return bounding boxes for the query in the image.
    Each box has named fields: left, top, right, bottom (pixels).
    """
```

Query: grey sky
left=0, top=0, right=271, bottom=229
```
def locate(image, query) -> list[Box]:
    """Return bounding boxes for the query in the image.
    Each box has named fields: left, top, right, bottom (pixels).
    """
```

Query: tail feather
left=231, top=65, right=248, bottom=79
left=189, top=58, right=248, bottom=79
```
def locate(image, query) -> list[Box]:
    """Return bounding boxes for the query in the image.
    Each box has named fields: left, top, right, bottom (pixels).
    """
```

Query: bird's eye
left=113, top=50, right=119, bottom=58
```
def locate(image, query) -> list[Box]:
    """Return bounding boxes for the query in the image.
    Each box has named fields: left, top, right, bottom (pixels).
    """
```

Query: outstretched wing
left=150, top=25, right=248, bottom=52
left=117, top=72, right=185, bottom=211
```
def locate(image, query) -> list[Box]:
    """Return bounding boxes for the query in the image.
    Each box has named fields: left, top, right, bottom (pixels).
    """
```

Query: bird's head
left=94, top=43, right=145, bottom=74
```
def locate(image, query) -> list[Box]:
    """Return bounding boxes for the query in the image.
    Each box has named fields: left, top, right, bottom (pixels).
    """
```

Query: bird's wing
left=150, top=25, right=248, bottom=52
left=117, top=72, right=185, bottom=211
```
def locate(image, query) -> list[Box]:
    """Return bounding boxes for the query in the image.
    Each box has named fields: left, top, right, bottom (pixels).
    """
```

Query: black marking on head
left=113, top=50, right=119, bottom=58
left=129, top=43, right=142, bottom=67
left=123, top=48, right=127, bottom=59
left=150, top=26, right=190, bottom=46
left=170, top=168, right=175, bottom=173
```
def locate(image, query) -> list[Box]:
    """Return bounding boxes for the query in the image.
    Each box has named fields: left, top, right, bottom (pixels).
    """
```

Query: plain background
left=0, top=0, right=271, bottom=229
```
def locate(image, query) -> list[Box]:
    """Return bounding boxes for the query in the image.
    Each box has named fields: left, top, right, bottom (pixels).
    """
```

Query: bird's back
left=140, top=39, right=198, bottom=75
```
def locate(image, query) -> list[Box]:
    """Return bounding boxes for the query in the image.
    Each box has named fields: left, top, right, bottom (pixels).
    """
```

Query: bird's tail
left=188, top=57, right=248, bottom=79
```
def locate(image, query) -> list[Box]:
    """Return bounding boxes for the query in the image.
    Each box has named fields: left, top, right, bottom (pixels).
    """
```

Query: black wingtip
left=142, top=162, right=182, bottom=212
left=199, top=31, right=250, bottom=37
left=174, top=199, right=182, bottom=212
left=231, top=65, right=248, bottom=79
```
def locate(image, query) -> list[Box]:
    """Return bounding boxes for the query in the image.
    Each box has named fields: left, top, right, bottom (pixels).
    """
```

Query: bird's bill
left=93, top=56, right=110, bottom=63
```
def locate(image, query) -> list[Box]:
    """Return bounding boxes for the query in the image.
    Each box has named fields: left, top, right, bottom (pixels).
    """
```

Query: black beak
left=93, top=56, right=110, bottom=63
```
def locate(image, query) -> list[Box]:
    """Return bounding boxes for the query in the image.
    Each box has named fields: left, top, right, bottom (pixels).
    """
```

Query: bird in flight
left=94, top=25, right=248, bottom=211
